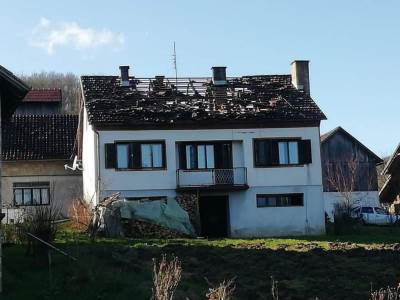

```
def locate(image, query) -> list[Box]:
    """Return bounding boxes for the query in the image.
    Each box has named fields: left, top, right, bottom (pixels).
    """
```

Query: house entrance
left=198, top=195, right=229, bottom=238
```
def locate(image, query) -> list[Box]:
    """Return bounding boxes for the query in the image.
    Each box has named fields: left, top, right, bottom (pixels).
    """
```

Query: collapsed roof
left=2, top=115, right=78, bottom=161
left=81, top=74, right=326, bottom=129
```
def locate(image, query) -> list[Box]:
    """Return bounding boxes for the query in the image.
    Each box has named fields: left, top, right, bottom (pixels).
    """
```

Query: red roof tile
left=23, top=88, right=62, bottom=102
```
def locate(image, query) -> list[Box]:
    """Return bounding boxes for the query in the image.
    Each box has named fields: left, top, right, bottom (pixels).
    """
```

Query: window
left=116, top=144, right=129, bottom=169
left=141, top=144, right=163, bottom=168
left=254, top=139, right=311, bottom=167
left=185, top=144, right=215, bottom=169
left=14, top=182, right=50, bottom=206
left=374, top=207, right=388, bottom=215
left=125, top=196, right=167, bottom=203
left=256, top=193, right=303, bottom=207
left=105, top=141, right=166, bottom=170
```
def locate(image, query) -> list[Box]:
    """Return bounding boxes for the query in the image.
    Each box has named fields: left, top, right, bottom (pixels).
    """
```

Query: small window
left=13, top=182, right=50, bottom=206
left=256, top=193, right=304, bottom=207
left=125, top=196, right=167, bottom=203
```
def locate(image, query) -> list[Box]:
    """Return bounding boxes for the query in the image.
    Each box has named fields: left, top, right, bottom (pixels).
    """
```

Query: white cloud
left=30, top=18, right=125, bottom=55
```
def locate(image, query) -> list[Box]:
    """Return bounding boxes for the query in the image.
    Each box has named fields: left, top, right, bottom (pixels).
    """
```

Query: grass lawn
left=3, top=225, right=400, bottom=299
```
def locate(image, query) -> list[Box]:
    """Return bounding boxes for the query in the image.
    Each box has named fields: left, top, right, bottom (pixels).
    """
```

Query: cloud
left=29, top=18, right=125, bottom=55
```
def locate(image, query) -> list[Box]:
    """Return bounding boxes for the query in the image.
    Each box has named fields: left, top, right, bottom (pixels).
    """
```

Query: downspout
left=94, top=129, right=101, bottom=204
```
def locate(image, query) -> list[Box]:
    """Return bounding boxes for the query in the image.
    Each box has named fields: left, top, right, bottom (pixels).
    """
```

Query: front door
left=199, top=195, right=229, bottom=237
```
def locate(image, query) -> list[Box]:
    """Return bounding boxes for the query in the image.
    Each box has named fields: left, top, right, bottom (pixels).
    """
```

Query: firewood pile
left=89, top=193, right=198, bottom=238
left=122, top=219, right=190, bottom=239
left=176, top=193, right=201, bottom=234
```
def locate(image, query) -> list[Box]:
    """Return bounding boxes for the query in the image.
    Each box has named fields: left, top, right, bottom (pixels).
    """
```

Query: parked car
left=354, top=206, right=399, bottom=225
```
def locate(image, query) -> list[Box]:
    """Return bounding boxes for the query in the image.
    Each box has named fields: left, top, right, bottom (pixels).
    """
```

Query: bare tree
left=324, top=158, right=375, bottom=218
left=151, top=254, right=182, bottom=300
left=19, top=72, right=81, bottom=114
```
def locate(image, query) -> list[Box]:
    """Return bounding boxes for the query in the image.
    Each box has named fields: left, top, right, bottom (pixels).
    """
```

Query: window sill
left=253, top=164, right=307, bottom=169
left=114, top=168, right=167, bottom=172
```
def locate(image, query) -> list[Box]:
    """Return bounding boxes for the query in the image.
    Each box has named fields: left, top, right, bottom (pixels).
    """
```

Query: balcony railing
left=176, top=167, right=248, bottom=190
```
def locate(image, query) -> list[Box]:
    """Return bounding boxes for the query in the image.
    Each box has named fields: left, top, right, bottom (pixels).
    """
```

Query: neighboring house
left=0, top=65, right=30, bottom=224
left=380, top=143, right=400, bottom=213
left=14, top=88, right=61, bottom=115
left=0, top=86, right=82, bottom=224
left=81, top=61, right=327, bottom=237
left=320, top=127, right=383, bottom=219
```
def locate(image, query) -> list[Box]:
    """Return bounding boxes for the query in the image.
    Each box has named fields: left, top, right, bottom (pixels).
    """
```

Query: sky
left=1, top=0, right=399, bottom=156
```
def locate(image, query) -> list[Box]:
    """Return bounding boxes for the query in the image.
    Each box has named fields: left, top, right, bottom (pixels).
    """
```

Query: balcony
left=176, top=167, right=248, bottom=191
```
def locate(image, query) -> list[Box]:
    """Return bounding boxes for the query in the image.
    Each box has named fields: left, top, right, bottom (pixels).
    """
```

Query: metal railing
left=176, top=167, right=247, bottom=188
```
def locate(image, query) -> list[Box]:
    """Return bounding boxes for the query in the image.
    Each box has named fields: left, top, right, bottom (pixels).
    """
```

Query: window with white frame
left=14, top=182, right=50, bottom=206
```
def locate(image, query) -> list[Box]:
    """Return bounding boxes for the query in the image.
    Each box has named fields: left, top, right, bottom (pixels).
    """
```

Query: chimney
left=119, top=65, right=130, bottom=87
left=211, top=66, right=227, bottom=85
left=290, top=60, right=310, bottom=95
left=155, top=75, right=165, bottom=86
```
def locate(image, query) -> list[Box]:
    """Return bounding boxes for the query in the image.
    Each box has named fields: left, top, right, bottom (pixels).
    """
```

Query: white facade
left=324, top=191, right=380, bottom=220
left=82, top=106, right=325, bottom=237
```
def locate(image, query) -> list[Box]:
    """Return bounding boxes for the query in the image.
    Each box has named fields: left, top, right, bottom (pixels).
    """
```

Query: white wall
left=229, top=185, right=325, bottom=237
left=324, top=191, right=380, bottom=220
left=82, top=108, right=98, bottom=205
left=97, top=127, right=323, bottom=193
left=82, top=125, right=325, bottom=236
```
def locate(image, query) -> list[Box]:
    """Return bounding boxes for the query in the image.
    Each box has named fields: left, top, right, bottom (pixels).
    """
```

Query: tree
left=324, top=158, right=375, bottom=219
left=19, top=72, right=81, bottom=114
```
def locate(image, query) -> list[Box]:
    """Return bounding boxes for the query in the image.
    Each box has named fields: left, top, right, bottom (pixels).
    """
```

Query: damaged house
left=81, top=61, right=327, bottom=237
left=1, top=88, right=82, bottom=223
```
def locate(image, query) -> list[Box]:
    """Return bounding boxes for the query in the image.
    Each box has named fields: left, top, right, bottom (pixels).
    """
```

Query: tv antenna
left=172, top=41, right=178, bottom=88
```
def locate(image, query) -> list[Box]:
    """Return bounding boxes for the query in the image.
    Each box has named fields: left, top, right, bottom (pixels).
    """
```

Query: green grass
left=3, top=225, right=400, bottom=299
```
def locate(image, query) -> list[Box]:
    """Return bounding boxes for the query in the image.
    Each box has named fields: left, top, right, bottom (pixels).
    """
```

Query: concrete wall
left=1, top=160, right=82, bottom=223
left=82, top=108, right=98, bottom=204
left=324, top=191, right=380, bottom=220
left=82, top=121, right=325, bottom=236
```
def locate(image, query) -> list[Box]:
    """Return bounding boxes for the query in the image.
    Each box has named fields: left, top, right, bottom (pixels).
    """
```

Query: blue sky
left=1, top=0, right=399, bottom=156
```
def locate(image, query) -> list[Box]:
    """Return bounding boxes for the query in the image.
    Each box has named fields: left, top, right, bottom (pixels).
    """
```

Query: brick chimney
left=211, top=66, right=227, bottom=85
left=211, top=66, right=227, bottom=105
left=119, top=65, right=130, bottom=87
left=290, top=60, right=310, bottom=95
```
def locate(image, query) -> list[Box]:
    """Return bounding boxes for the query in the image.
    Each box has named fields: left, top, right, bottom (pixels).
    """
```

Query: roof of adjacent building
left=320, top=126, right=383, bottom=163
left=0, top=65, right=30, bottom=117
left=381, top=143, right=400, bottom=176
left=2, top=115, right=78, bottom=161
left=81, top=75, right=326, bottom=129
left=23, top=88, right=62, bottom=103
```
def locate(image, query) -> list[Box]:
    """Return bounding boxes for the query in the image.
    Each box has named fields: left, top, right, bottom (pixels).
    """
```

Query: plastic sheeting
left=110, top=198, right=196, bottom=236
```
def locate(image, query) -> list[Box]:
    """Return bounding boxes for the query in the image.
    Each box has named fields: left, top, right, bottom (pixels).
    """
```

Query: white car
left=358, top=206, right=399, bottom=225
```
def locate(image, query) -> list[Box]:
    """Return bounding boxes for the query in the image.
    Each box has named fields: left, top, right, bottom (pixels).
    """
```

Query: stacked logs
left=118, top=194, right=200, bottom=238
left=122, top=219, right=189, bottom=239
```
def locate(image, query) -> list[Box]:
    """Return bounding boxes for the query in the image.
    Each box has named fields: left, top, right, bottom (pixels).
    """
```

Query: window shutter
left=179, top=144, right=186, bottom=169
left=269, top=141, right=279, bottom=166
left=299, top=140, right=312, bottom=164
left=105, top=143, right=116, bottom=169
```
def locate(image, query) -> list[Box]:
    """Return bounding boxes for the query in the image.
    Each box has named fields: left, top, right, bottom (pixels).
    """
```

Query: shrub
left=69, top=198, right=92, bottom=232
left=152, top=254, right=182, bottom=300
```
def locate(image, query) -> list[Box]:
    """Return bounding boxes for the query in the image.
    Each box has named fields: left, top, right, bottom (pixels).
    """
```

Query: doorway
left=199, top=195, right=229, bottom=238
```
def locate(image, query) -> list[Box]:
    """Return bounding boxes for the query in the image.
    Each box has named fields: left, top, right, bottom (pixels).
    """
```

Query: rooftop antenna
left=172, top=41, right=178, bottom=88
